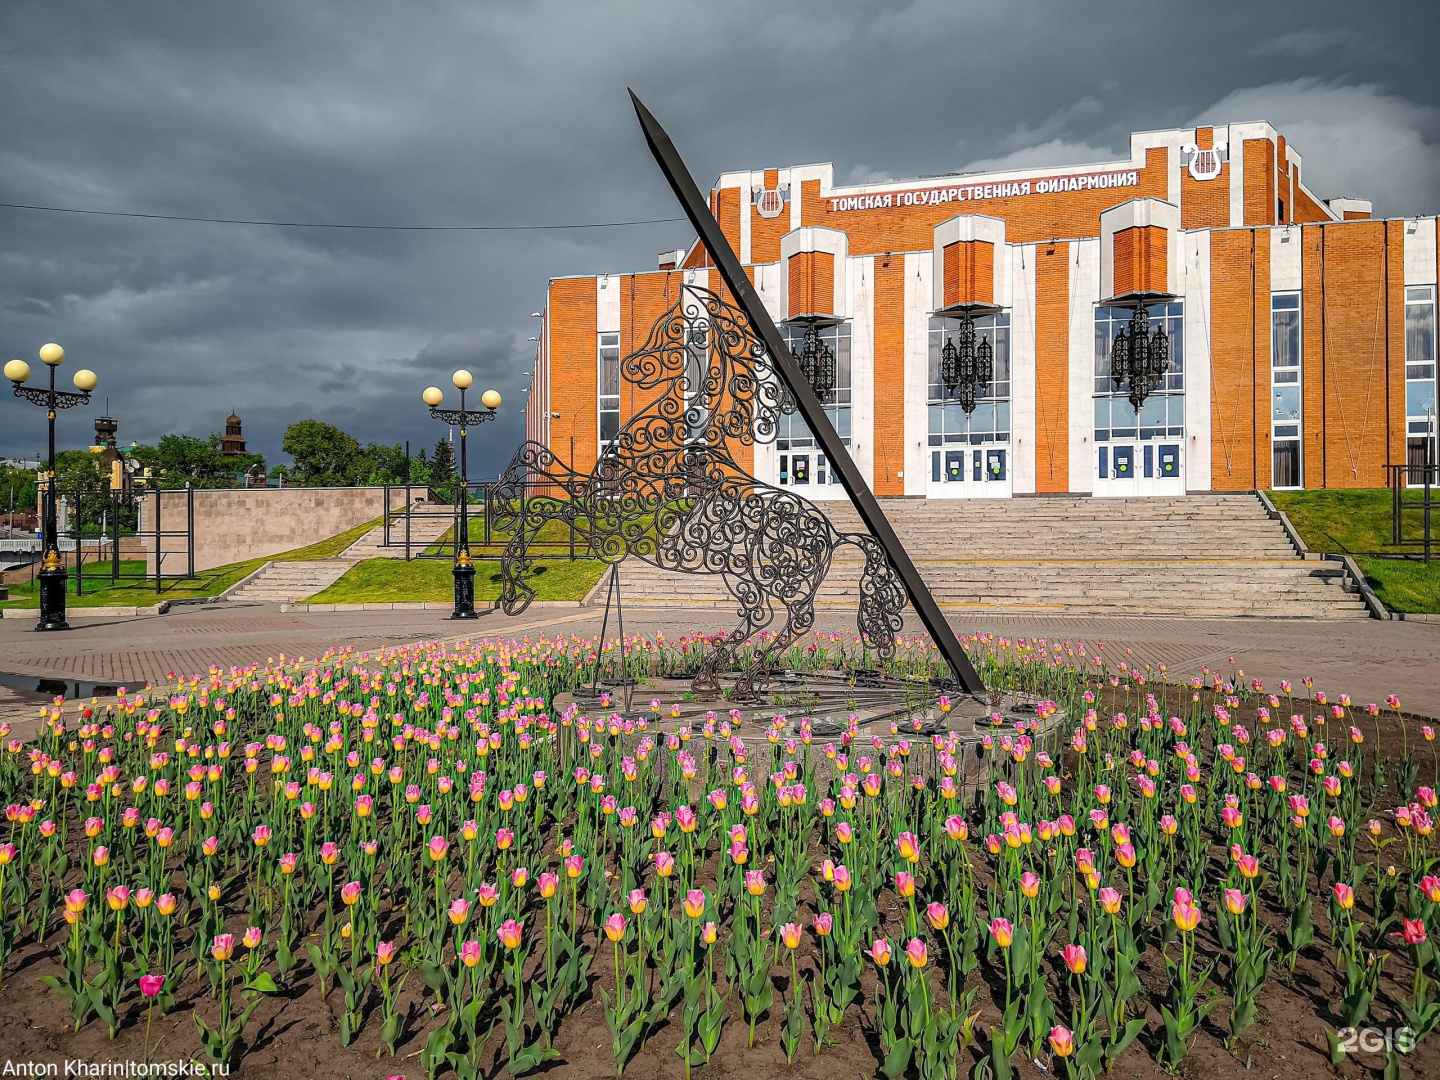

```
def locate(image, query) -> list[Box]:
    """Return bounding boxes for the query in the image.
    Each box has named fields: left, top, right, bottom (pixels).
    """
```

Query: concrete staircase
left=340, top=511, right=455, bottom=559
left=226, top=510, right=458, bottom=605
left=228, top=559, right=358, bottom=604
left=613, top=494, right=1370, bottom=618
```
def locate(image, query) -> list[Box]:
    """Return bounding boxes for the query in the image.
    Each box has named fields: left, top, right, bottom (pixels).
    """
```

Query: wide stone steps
left=229, top=559, right=357, bottom=603
left=608, top=494, right=1369, bottom=618
left=342, top=512, right=455, bottom=559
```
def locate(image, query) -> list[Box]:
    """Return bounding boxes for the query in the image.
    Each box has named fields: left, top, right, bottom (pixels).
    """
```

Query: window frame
left=598, top=331, right=621, bottom=447
left=1270, top=291, right=1303, bottom=489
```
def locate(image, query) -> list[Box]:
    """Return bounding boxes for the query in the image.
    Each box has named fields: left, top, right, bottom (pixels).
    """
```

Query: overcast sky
left=3, top=1, right=1439, bottom=474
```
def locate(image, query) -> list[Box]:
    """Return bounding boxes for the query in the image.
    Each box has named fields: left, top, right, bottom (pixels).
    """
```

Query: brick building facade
left=525, top=122, right=1439, bottom=499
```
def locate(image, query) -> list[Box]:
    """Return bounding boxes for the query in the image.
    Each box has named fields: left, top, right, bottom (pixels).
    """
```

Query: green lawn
left=1268, top=489, right=1439, bottom=613
left=1353, top=557, right=1440, bottom=614
left=0, top=517, right=383, bottom=609
left=304, top=557, right=608, bottom=606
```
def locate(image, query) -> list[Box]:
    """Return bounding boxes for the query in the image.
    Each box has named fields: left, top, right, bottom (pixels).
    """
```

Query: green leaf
left=1325, top=1028, right=1346, bottom=1064
left=245, top=971, right=279, bottom=993
left=880, top=1037, right=915, bottom=1079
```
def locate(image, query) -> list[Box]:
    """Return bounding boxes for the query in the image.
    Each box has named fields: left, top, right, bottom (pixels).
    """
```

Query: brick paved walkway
left=2, top=601, right=1437, bottom=725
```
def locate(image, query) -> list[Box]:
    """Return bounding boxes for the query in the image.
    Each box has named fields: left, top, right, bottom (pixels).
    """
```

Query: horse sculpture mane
left=492, top=285, right=907, bottom=698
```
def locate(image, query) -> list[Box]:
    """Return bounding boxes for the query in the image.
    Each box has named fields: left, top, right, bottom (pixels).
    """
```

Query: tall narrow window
left=776, top=321, right=852, bottom=486
left=1271, top=292, right=1302, bottom=488
left=926, top=314, right=1011, bottom=446
left=1092, top=301, right=1184, bottom=443
left=598, top=332, right=620, bottom=446
left=1406, top=286, right=1437, bottom=478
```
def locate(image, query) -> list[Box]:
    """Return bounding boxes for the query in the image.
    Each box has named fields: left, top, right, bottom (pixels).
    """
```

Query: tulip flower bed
left=0, top=633, right=1437, bottom=1080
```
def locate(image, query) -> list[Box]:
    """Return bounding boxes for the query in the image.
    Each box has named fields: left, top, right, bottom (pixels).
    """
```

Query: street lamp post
left=422, top=370, right=500, bottom=619
left=5, top=344, right=98, bottom=631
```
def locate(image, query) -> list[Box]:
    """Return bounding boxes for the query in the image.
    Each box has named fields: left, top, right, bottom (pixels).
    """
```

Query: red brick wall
left=792, top=148, right=1169, bottom=254
left=1112, top=226, right=1167, bottom=298
left=872, top=259, right=906, bottom=495
left=1292, top=185, right=1331, bottom=223
left=1182, top=127, right=1230, bottom=229
left=1209, top=230, right=1261, bottom=489
left=547, top=278, right=598, bottom=475
left=788, top=251, right=835, bottom=318
left=1312, top=222, right=1392, bottom=487
left=1243, top=138, right=1276, bottom=227
left=1387, top=219, right=1407, bottom=472
left=942, top=241, right=995, bottom=307
left=1034, top=244, right=1070, bottom=491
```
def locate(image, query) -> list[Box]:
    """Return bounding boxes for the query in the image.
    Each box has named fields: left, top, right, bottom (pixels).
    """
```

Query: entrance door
left=1094, top=440, right=1184, bottom=496
left=777, top=451, right=847, bottom=499
left=926, top=445, right=1012, bottom=498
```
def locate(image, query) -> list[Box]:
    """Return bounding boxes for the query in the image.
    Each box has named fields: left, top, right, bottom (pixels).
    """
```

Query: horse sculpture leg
left=692, top=572, right=773, bottom=700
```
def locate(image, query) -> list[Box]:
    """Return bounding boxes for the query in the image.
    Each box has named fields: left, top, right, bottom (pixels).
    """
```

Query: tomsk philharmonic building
left=524, top=122, right=1439, bottom=500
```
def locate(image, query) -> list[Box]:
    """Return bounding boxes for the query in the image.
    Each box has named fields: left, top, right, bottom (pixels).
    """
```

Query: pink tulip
left=460, top=940, right=483, bottom=968
left=814, top=913, right=834, bottom=936
left=903, top=938, right=928, bottom=968
left=869, top=939, right=892, bottom=966
left=496, top=918, right=523, bottom=949
left=1061, top=943, right=1086, bottom=974
left=138, top=974, right=165, bottom=998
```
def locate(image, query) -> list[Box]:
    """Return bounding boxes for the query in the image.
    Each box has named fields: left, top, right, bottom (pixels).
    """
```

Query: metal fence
left=1387, top=463, right=1436, bottom=564
left=377, top=482, right=597, bottom=562
left=63, top=485, right=197, bottom=595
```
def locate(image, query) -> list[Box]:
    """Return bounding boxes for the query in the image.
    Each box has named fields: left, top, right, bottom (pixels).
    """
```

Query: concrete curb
left=1255, top=490, right=1316, bottom=559
left=279, top=600, right=589, bottom=613
left=0, top=605, right=166, bottom=619
left=581, top=564, right=615, bottom=607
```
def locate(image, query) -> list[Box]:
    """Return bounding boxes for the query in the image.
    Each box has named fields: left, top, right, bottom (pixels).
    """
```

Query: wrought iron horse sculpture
left=491, top=285, right=907, bottom=698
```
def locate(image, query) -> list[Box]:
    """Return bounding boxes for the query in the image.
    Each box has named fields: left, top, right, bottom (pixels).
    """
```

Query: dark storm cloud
left=2, top=0, right=1438, bottom=473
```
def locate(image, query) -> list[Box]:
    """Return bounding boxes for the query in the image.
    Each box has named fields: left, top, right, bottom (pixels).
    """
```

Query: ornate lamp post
left=939, top=312, right=995, bottom=415
left=795, top=321, right=837, bottom=400
left=1109, top=305, right=1170, bottom=411
left=5, top=344, right=98, bottom=631
left=422, top=370, right=500, bottom=619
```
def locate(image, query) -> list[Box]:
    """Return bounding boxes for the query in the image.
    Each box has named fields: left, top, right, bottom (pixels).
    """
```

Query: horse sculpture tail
left=845, top=532, right=908, bottom=661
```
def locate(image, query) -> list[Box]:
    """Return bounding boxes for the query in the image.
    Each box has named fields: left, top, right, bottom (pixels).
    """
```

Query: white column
left=1182, top=231, right=1213, bottom=490
left=1068, top=239, right=1100, bottom=493
left=849, top=256, right=876, bottom=485
left=597, top=274, right=620, bottom=333
left=738, top=177, right=753, bottom=265
left=1404, top=217, right=1438, bottom=285
left=1010, top=244, right=1038, bottom=494
left=903, top=252, right=931, bottom=496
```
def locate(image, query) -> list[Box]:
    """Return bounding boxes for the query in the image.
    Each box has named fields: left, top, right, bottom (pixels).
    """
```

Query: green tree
left=127, top=436, right=262, bottom=488
left=431, top=438, right=454, bottom=482
left=1, top=462, right=38, bottom=515
left=357, top=442, right=413, bottom=484
left=281, top=420, right=363, bottom=486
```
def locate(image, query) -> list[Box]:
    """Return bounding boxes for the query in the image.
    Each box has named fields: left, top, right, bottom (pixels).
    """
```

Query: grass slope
left=0, top=517, right=382, bottom=609
left=304, top=557, right=608, bottom=605
left=1268, top=489, right=1439, bottom=613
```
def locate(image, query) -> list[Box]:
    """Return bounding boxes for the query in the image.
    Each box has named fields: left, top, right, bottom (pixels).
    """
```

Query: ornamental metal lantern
left=940, top=312, right=995, bottom=416
left=797, top=321, right=836, bottom=400
left=1110, top=305, right=1169, bottom=411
